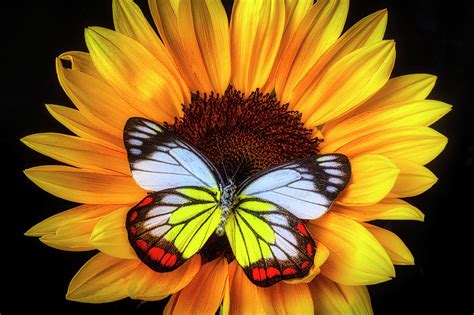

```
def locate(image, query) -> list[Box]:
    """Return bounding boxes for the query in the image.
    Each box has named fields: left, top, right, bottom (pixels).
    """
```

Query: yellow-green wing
left=126, top=187, right=222, bottom=272
left=225, top=196, right=316, bottom=287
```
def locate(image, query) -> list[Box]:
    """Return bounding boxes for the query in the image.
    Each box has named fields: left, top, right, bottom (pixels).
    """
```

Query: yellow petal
left=129, top=255, right=201, bottom=301
left=85, top=27, right=184, bottom=122
left=229, top=265, right=273, bottom=314
left=230, top=0, right=285, bottom=95
left=229, top=265, right=313, bottom=315
left=267, top=282, right=314, bottom=315
left=284, top=241, right=329, bottom=284
left=262, top=0, right=313, bottom=92
left=90, top=206, right=137, bottom=259
left=285, top=9, right=387, bottom=105
left=148, top=0, right=229, bottom=94
left=364, top=223, right=415, bottom=265
left=21, top=133, right=129, bottom=175
left=322, top=100, right=452, bottom=152
left=337, top=154, right=399, bottom=206
left=112, top=0, right=190, bottom=100
left=27, top=204, right=121, bottom=251
left=26, top=204, right=121, bottom=237
left=336, top=126, right=448, bottom=165
left=360, top=73, right=438, bottom=111
left=39, top=219, right=99, bottom=252
left=294, top=40, right=396, bottom=127
left=57, top=53, right=142, bottom=136
left=24, top=165, right=146, bottom=204
left=310, top=276, right=373, bottom=315
left=333, top=199, right=424, bottom=222
left=182, top=0, right=231, bottom=94
left=58, top=51, right=100, bottom=78
left=309, top=212, right=395, bottom=285
left=275, top=0, right=349, bottom=100
left=388, top=158, right=438, bottom=198
left=167, top=258, right=228, bottom=314
left=46, top=105, right=123, bottom=151
left=67, top=252, right=140, bottom=303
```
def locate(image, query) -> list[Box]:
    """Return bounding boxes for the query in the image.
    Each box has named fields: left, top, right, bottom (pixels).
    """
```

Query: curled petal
left=57, top=52, right=142, bottom=136
left=310, top=276, right=373, bottom=315
left=67, top=253, right=140, bottom=303
left=90, top=206, right=137, bottom=259
left=24, top=165, right=146, bottom=204
left=309, top=212, right=395, bottom=285
left=338, top=154, right=399, bottom=206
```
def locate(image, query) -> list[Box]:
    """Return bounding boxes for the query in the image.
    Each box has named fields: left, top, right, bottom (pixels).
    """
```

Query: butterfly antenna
left=231, top=156, right=245, bottom=183
left=215, top=133, right=230, bottom=184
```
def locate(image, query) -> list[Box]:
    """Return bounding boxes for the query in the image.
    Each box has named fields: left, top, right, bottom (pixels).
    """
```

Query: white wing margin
left=124, top=118, right=220, bottom=191
left=239, top=154, right=351, bottom=219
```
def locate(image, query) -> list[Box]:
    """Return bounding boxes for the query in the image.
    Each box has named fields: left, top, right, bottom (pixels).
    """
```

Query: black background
left=2, top=0, right=473, bottom=314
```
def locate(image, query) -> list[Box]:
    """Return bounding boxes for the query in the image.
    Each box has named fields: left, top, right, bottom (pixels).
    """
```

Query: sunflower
left=23, top=0, right=450, bottom=313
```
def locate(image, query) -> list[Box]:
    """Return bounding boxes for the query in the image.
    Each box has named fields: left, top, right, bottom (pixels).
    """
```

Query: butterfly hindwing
left=239, top=154, right=351, bottom=220
left=225, top=197, right=316, bottom=287
left=126, top=187, right=222, bottom=272
left=124, top=117, right=220, bottom=191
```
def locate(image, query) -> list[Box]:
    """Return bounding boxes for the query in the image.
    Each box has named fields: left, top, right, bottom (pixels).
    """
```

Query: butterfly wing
left=239, top=154, right=351, bottom=220
left=126, top=187, right=222, bottom=272
left=225, top=197, right=316, bottom=287
left=124, top=117, right=221, bottom=191
left=225, top=154, right=350, bottom=286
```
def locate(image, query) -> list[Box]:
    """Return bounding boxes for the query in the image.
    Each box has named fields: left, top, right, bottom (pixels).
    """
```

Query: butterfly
left=124, top=117, right=351, bottom=287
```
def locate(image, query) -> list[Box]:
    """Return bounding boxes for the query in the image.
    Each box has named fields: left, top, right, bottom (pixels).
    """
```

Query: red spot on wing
left=301, top=261, right=309, bottom=269
left=266, top=267, right=281, bottom=279
left=129, top=226, right=137, bottom=235
left=129, top=211, right=138, bottom=222
left=252, top=268, right=261, bottom=281
left=161, top=253, right=172, bottom=266
left=139, top=196, right=154, bottom=207
left=135, top=239, right=148, bottom=251
left=148, top=247, right=165, bottom=261
left=297, top=223, right=308, bottom=237
left=306, top=243, right=313, bottom=256
left=283, top=268, right=297, bottom=276
left=259, top=268, right=267, bottom=281
left=166, top=254, right=177, bottom=267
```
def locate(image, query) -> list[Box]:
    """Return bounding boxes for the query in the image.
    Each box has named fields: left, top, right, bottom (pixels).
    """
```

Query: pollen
left=167, top=87, right=321, bottom=186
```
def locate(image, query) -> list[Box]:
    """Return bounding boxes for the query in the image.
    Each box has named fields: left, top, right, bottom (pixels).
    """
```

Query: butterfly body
left=123, top=118, right=351, bottom=287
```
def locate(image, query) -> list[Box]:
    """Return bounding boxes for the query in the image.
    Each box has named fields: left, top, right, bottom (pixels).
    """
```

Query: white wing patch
left=124, top=118, right=220, bottom=191
left=239, top=154, right=351, bottom=220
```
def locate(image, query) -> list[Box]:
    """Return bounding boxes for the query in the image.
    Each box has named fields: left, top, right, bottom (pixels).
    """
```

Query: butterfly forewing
left=124, top=118, right=221, bottom=191
left=225, top=197, right=316, bottom=287
left=239, top=154, right=351, bottom=220
left=126, top=187, right=222, bottom=272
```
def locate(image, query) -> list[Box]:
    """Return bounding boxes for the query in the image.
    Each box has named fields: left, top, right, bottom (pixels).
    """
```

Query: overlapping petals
left=24, top=0, right=450, bottom=313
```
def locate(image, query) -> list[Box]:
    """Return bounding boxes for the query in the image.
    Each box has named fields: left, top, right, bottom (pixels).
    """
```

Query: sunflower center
left=167, top=87, right=321, bottom=185
left=166, top=87, right=321, bottom=262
